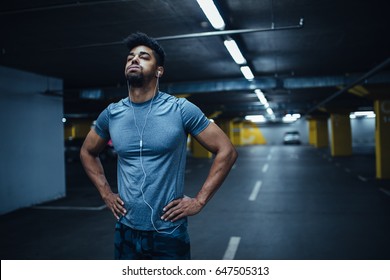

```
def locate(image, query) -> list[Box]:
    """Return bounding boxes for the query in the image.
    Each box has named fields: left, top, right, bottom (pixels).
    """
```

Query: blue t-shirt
left=94, top=91, right=210, bottom=231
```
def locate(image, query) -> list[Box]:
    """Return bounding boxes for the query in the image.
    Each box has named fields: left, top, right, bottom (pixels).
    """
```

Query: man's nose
left=130, top=55, right=140, bottom=64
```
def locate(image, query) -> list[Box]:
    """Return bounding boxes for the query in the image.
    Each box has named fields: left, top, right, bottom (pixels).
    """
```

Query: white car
left=283, top=131, right=301, bottom=145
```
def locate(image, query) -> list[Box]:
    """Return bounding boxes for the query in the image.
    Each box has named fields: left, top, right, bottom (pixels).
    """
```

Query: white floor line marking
left=262, top=163, right=269, bottom=173
left=380, top=188, right=390, bottom=197
left=267, top=154, right=272, bottom=160
left=249, top=180, right=262, bottom=201
left=223, top=236, right=241, bottom=260
left=358, top=175, right=368, bottom=182
left=32, top=205, right=107, bottom=211
left=232, top=164, right=237, bottom=170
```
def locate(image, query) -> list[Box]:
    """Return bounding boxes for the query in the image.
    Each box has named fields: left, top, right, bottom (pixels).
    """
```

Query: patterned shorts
left=114, top=222, right=191, bottom=260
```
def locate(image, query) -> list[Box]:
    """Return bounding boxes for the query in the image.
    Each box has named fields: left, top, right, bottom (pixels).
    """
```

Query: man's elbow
left=79, top=145, right=88, bottom=162
left=231, top=146, right=238, bottom=163
left=225, top=144, right=238, bottom=166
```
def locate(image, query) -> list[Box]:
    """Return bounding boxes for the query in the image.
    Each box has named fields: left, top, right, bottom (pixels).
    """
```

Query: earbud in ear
left=157, top=70, right=161, bottom=77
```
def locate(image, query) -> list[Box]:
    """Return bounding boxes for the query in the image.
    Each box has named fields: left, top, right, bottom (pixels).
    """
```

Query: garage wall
left=0, top=66, right=65, bottom=215
left=258, top=117, right=375, bottom=147
left=259, top=118, right=309, bottom=145
left=350, top=117, right=375, bottom=147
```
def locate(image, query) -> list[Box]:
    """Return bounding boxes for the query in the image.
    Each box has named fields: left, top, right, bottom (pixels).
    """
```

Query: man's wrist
left=194, top=196, right=207, bottom=207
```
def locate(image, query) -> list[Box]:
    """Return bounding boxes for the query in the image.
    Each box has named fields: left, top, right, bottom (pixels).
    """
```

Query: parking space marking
left=222, top=236, right=241, bottom=260
left=32, top=205, right=107, bottom=211
left=249, top=180, right=262, bottom=201
left=262, top=163, right=269, bottom=173
left=380, top=188, right=390, bottom=197
left=358, top=175, right=368, bottom=182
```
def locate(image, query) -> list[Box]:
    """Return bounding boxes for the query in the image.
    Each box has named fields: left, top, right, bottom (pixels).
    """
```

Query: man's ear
left=156, top=67, right=164, bottom=78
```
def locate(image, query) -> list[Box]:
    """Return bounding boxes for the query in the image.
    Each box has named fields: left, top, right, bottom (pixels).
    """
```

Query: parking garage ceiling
left=1, top=0, right=389, bottom=120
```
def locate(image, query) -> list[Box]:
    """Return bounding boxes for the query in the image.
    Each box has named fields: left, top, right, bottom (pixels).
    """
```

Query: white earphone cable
left=127, top=77, right=180, bottom=235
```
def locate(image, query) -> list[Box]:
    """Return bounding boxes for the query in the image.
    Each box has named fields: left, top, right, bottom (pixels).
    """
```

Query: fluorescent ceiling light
left=354, top=111, right=375, bottom=117
left=224, top=39, right=247, bottom=65
left=196, top=0, right=225, bottom=30
left=282, top=113, right=301, bottom=123
left=266, top=107, right=274, bottom=115
left=350, top=111, right=376, bottom=119
left=245, top=115, right=266, bottom=123
left=240, top=66, right=254, bottom=80
left=254, top=89, right=262, bottom=95
left=254, top=89, right=268, bottom=105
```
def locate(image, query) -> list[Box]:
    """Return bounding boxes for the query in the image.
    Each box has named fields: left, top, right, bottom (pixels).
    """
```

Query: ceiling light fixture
left=266, top=107, right=274, bottom=115
left=240, top=66, right=254, bottom=80
left=350, top=111, right=376, bottom=119
left=196, top=0, right=225, bottom=30
left=245, top=115, right=266, bottom=123
left=254, top=89, right=268, bottom=105
left=224, top=39, right=247, bottom=65
left=282, top=113, right=301, bottom=123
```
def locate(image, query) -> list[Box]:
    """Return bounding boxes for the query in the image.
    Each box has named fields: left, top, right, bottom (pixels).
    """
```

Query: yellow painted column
left=190, top=135, right=212, bottom=158
left=241, top=121, right=267, bottom=145
left=330, top=113, right=352, bottom=156
left=374, top=100, right=390, bottom=179
left=64, top=119, right=93, bottom=140
left=308, top=119, right=316, bottom=145
left=308, top=118, right=329, bottom=148
left=232, top=122, right=243, bottom=146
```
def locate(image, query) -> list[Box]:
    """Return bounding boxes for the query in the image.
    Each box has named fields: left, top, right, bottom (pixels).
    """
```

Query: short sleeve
left=180, top=98, right=210, bottom=136
left=94, top=107, right=111, bottom=140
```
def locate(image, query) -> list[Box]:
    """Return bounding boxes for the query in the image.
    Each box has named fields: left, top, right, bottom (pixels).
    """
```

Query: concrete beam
left=159, top=72, right=390, bottom=95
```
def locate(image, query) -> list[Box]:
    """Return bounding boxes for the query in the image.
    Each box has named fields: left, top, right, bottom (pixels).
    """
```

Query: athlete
left=80, top=32, right=237, bottom=259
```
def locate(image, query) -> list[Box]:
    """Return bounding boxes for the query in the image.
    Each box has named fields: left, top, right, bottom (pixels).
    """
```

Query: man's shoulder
left=158, top=92, right=189, bottom=107
left=106, top=98, right=129, bottom=114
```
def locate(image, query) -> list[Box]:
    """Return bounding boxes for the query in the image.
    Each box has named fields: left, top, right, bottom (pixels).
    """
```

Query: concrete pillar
left=330, top=113, right=352, bottom=156
left=241, top=121, right=267, bottom=145
left=374, top=100, right=390, bottom=179
left=308, top=118, right=329, bottom=148
left=64, top=119, right=93, bottom=140
left=232, top=122, right=244, bottom=146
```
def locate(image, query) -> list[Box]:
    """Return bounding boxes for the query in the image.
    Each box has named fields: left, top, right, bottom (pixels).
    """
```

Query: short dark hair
left=124, top=32, right=165, bottom=66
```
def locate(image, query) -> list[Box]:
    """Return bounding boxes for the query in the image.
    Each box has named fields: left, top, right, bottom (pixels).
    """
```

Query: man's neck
left=128, top=83, right=157, bottom=103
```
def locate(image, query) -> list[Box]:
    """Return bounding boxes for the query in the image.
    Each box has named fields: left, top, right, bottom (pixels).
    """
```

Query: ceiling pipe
left=156, top=18, right=304, bottom=41
left=0, top=0, right=132, bottom=15
left=304, top=56, right=390, bottom=116
left=46, top=19, right=304, bottom=51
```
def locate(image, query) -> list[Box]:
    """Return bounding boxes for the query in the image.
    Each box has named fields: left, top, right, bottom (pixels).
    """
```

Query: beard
left=126, top=73, right=144, bottom=88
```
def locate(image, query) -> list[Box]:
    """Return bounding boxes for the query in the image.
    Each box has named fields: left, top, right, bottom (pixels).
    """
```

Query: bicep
left=81, top=129, right=109, bottom=156
left=193, top=122, right=233, bottom=154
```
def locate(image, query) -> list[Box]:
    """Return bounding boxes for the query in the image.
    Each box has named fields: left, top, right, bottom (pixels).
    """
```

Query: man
left=80, top=32, right=237, bottom=260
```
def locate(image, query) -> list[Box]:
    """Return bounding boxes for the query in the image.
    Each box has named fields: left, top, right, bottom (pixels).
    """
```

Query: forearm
left=80, top=148, right=113, bottom=200
left=195, top=146, right=237, bottom=206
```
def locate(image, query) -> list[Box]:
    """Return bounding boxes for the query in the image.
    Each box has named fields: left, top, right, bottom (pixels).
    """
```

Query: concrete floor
left=1, top=144, right=390, bottom=260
